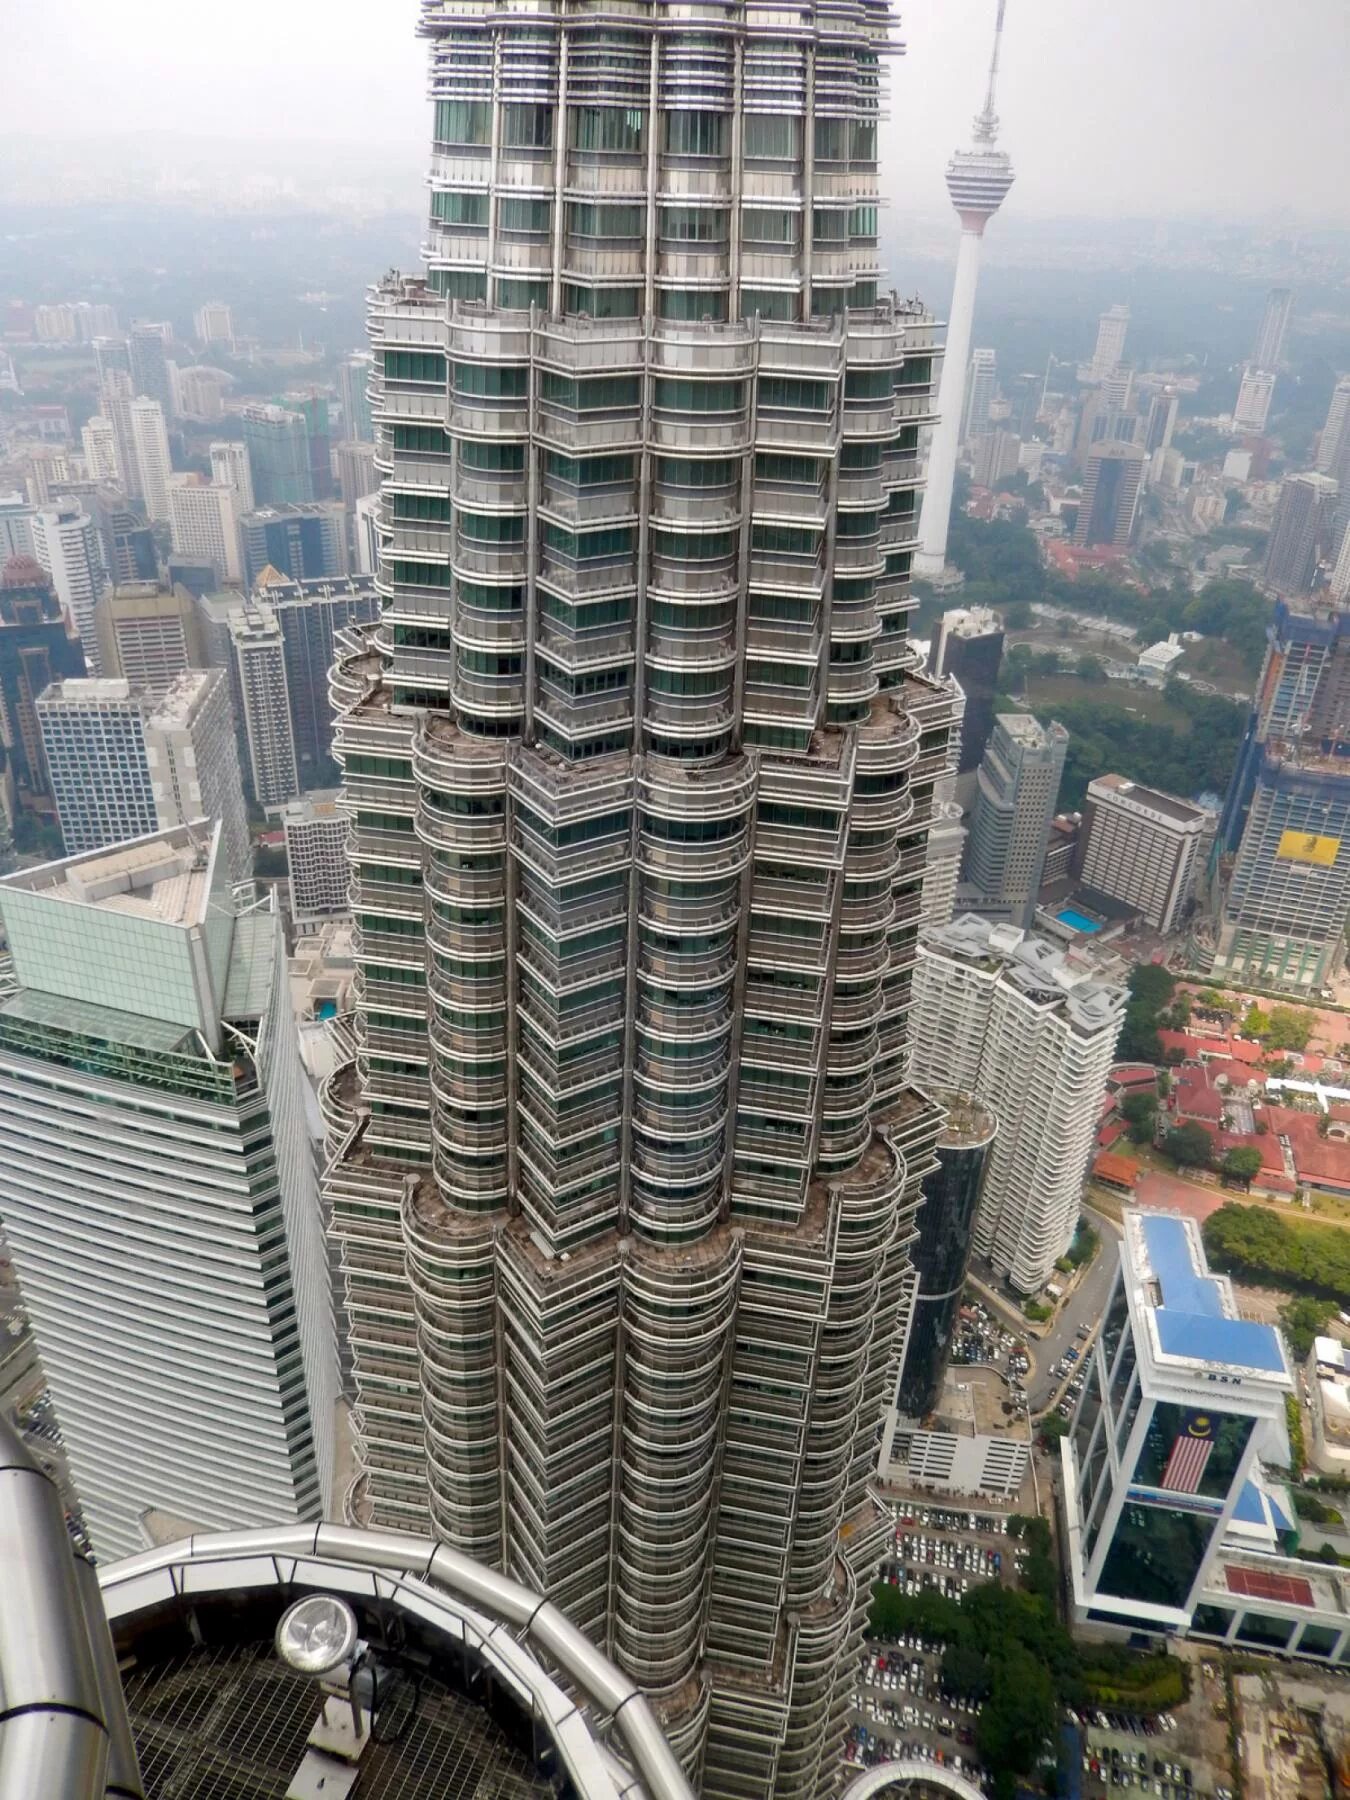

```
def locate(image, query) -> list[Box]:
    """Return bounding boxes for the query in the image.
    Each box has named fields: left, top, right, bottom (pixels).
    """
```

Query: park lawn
left=1305, top=1190, right=1350, bottom=1226
left=1179, top=636, right=1255, bottom=697
left=1020, top=674, right=1192, bottom=728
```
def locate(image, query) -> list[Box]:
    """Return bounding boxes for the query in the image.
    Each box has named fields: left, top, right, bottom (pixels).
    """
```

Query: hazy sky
left=7, top=0, right=1349, bottom=223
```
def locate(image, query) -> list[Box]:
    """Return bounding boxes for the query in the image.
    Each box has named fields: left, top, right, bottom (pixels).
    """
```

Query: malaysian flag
left=1159, top=1411, right=1215, bottom=1494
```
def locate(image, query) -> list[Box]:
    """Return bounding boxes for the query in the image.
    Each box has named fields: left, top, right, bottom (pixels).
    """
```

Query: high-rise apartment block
left=0, top=494, right=36, bottom=563
left=1214, top=598, right=1350, bottom=994
left=172, top=365, right=231, bottom=424
left=37, top=670, right=250, bottom=884
left=911, top=915, right=1125, bottom=1293
left=242, top=403, right=314, bottom=506
left=194, top=301, right=235, bottom=346
left=1262, top=472, right=1340, bottom=596
left=1064, top=1211, right=1291, bottom=1636
left=99, top=369, right=142, bottom=505
left=278, top=390, right=333, bottom=501
left=1316, top=376, right=1350, bottom=483
left=895, top=1089, right=996, bottom=1419
left=961, top=347, right=997, bottom=444
left=210, top=440, right=256, bottom=513
left=282, top=791, right=350, bottom=930
left=129, top=323, right=173, bottom=417
left=339, top=350, right=376, bottom=442
left=239, top=502, right=348, bottom=590
left=229, top=603, right=299, bottom=808
left=252, top=574, right=380, bottom=784
left=962, top=711, right=1067, bottom=926
left=334, top=439, right=379, bottom=508
left=167, top=475, right=242, bottom=584
left=1251, top=286, right=1294, bottom=372
left=0, top=556, right=87, bottom=821
left=1075, top=439, right=1146, bottom=549
left=926, top=604, right=1004, bottom=776
left=81, top=416, right=120, bottom=484
left=129, top=397, right=172, bottom=523
left=32, top=501, right=108, bottom=673
left=0, top=824, right=337, bottom=1557
left=1090, top=303, right=1130, bottom=381
left=1076, top=774, right=1209, bottom=934
left=94, top=581, right=204, bottom=691
left=316, top=0, right=959, bottom=1789
left=1233, top=365, right=1276, bottom=437
left=91, top=490, right=158, bottom=586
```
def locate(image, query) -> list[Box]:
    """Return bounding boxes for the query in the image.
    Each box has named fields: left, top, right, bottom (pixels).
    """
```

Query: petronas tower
left=324, top=0, right=952, bottom=1790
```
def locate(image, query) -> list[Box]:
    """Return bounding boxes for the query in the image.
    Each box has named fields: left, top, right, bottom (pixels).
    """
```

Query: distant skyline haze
left=3, top=0, right=1348, bottom=224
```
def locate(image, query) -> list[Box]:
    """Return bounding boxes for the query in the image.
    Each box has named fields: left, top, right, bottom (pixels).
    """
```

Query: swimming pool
left=1056, top=907, right=1101, bottom=934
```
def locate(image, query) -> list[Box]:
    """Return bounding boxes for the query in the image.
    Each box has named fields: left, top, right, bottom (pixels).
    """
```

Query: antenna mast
left=973, top=0, right=1007, bottom=144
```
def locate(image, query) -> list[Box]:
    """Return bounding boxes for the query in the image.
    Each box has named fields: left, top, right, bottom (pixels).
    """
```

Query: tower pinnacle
left=973, top=0, right=1007, bottom=145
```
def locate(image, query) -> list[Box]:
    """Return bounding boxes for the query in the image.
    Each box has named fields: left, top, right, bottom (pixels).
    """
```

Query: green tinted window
left=434, top=101, right=490, bottom=146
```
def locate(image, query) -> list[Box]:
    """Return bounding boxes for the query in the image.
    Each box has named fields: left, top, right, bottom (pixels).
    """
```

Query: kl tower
left=915, top=0, right=1015, bottom=581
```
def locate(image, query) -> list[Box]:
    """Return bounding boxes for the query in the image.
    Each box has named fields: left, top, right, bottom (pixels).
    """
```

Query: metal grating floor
left=120, top=1640, right=556, bottom=1800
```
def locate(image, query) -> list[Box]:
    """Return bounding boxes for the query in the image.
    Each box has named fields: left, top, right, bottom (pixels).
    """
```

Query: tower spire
left=973, top=0, right=1007, bottom=144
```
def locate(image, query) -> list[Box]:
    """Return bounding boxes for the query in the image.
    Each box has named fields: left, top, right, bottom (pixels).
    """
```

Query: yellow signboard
left=1276, top=830, right=1340, bottom=867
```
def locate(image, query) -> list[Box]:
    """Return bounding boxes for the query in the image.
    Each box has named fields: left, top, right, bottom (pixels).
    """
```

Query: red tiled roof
left=1226, top=1038, right=1262, bottom=1065
left=1110, top=1064, right=1159, bottom=1088
left=1173, top=1077, right=1224, bottom=1120
left=1093, top=1152, right=1141, bottom=1187
left=1098, top=1121, right=1127, bottom=1149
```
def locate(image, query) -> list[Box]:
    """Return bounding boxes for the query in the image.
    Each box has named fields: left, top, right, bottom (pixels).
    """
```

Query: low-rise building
left=1307, top=1336, right=1350, bottom=1476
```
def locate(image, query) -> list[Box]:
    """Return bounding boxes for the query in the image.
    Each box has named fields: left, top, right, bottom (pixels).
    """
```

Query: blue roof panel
left=1232, top=1481, right=1265, bottom=1524
left=1141, top=1214, right=1225, bottom=1317
left=1154, top=1309, right=1286, bottom=1373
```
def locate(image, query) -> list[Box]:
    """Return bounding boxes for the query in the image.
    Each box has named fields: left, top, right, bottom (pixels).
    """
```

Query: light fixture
left=274, top=1594, right=360, bottom=1676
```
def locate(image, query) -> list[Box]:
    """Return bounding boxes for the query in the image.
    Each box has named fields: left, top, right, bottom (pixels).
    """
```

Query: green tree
left=1121, top=1090, right=1159, bottom=1143
left=1265, top=1005, right=1316, bottom=1051
left=1279, top=1296, right=1335, bottom=1359
left=1202, top=1203, right=1350, bottom=1304
left=1003, top=599, right=1032, bottom=630
left=941, top=1641, right=992, bottom=1700
left=1164, top=1122, right=1213, bottom=1169
left=1221, top=1145, right=1263, bottom=1189
left=1077, top=654, right=1107, bottom=681
left=1242, top=1004, right=1272, bottom=1038
left=1039, top=1414, right=1070, bottom=1447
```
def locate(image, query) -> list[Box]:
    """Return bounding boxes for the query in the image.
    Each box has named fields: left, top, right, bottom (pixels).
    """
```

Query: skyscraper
left=1064, top=1211, right=1291, bottom=1635
left=895, top=1089, right=996, bottom=1419
left=1316, top=376, right=1350, bottom=479
left=168, top=474, right=243, bottom=583
left=99, top=369, right=142, bottom=504
left=915, top=0, right=1015, bottom=578
left=961, top=346, right=997, bottom=444
left=334, top=438, right=379, bottom=507
left=1075, top=439, right=1146, bottom=549
left=238, top=501, right=348, bottom=589
left=194, top=300, right=235, bottom=347
left=279, top=389, right=334, bottom=500
left=210, top=439, right=256, bottom=513
left=962, top=711, right=1067, bottom=926
left=129, top=322, right=173, bottom=416
left=0, top=823, right=337, bottom=1556
left=321, top=0, right=955, bottom=1789
left=339, top=350, right=376, bottom=442
left=1077, top=774, right=1209, bottom=934
left=255, top=573, right=380, bottom=784
left=37, top=670, right=250, bottom=884
left=129, top=396, right=172, bottom=523
left=1251, top=286, right=1294, bottom=372
left=1262, top=472, right=1339, bottom=595
left=242, top=404, right=314, bottom=506
left=926, top=604, right=1004, bottom=777
left=1089, top=304, right=1130, bottom=381
left=94, top=580, right=204, bottom=690
left=282, top=791, right=351, bottom=930
left=229, top=603, right=299, bottom=808
left=1233, top=366, right=1276, bottom=437
left=911, top=915, right=1125, bottom=1293
left=32, top=500, right=108, bottom=672
left=0, top=493, right=36, bottom=563
left=81, top=416, right=120, bottom=483
left=0, top=556, right=87, bottom=821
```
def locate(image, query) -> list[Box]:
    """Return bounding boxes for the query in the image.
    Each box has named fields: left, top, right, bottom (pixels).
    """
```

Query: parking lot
left=848, top=1504, right=1029, bottom=1785
left=1045, top=1320, right=1094, bottom=1421
left=949, top=1302, right=1032, bottom=1408
left=1075, top=1715, right=1218, bottom=1800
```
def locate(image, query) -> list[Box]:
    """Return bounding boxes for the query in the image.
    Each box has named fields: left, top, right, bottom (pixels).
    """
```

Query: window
left=384, top=350, right=447, bottom=385
left=546, top=452, right=636, bottom=486
left=658, top=288, right=728, bottom=322
left=811, top=285, right=850, bottom=317
left=572, top=107, right=647, bottom=154
left=460, top=512, right=525, bottom=543
left=742, top=209, right=799, bottom=246
left=434, top=100, right=490, bottom=146
left=812, top=208, right=850, bottom=244
left=1131, top=1402, right=1253, bottom=1501
left=501, top=104, right=554, bottom=149
left=393, top=424, right=452, bottom=455
left=392, top=493, right=451, bottom=521
left=742, top=290, right=799, bottom=323
left=454, top=362, right=527, bottom=399
left=459, top=440, right=525, bottom=472
left=751, top=523, right=819, bottom=557
left=1234, top=1611, right=1294, bottom=1651
left=428, top=269, right=487, bottom=302
left=498, top=196, right=552, bottom=234
left=845, top=366, right=896, bottom=400
left=814, top=117, right=849, bottom=162
left=851, top=279, right=878, bottom=308
left=562, top=285, right=641, bottom=319
left=458, top=581, right=524, bottom=611
left=567, top=202, right=645, bottom=238
left=432, top=190, right=488, bottom=229
left=898, top=356, right=934, bottom=387
left=391, top=560, right=451, bottom=587
left=543, top=523, right=634, bottom=561
left=835, top=509, right=880, bottom=538
left=1190, top=1605, right=1234, bottom=1640
left=840, top=441, right=881, bottom=471
left=665, top=113, right=727, bottom=158
left=852, top=118, right=877, bottom=162
left=541, top=372, right=641, bottom=412
left=660, top=207, right=728, bottom=243
left=744, top=115, right=801, bottom=161
left=758, top=375, right=830, bottom=412
left=656, top=457, right=736, bottom=488
left=1096, top=1502, right=1216, bottom=1611
left=653, top=377, right=744, bottom=413
left=756, top=452, right=821, bottom=485
left=495, top=279, right=549, bottom=310
left=651, top=528, right=736, bottom=561
left=850, top=204, right=878, bottom=239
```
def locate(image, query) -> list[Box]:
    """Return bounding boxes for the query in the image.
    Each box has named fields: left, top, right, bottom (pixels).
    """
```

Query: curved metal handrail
left=840, top=1757, right=988, bottom=1800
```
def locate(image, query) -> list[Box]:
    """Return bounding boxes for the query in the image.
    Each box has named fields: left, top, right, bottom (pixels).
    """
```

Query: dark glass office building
left=897, top=1089, right=996, bottom=1419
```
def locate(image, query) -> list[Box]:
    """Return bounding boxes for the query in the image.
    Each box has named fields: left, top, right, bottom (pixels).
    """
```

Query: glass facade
left=1131, top=1401, right=1253, bottom=1501
left=1096, top=1502, right=1217, bottom=1612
